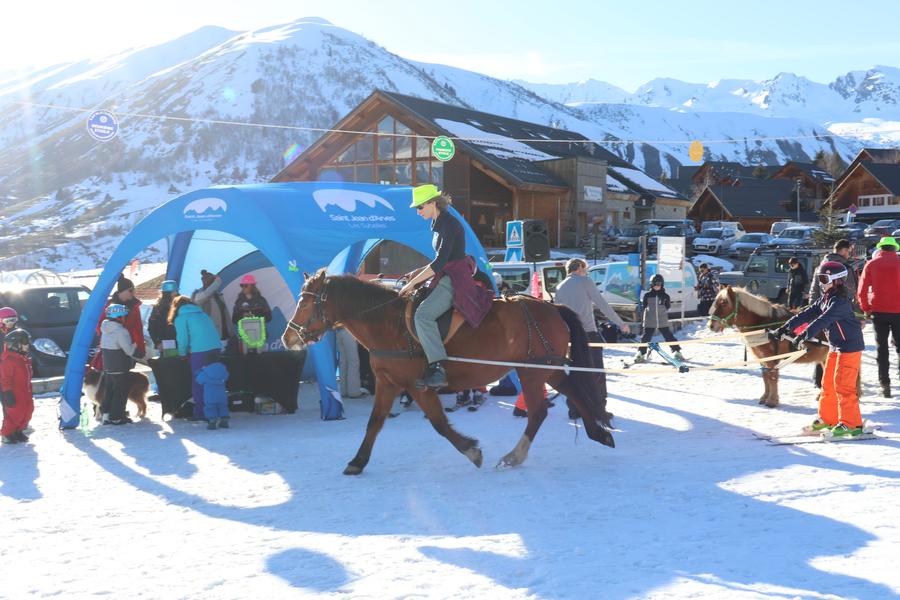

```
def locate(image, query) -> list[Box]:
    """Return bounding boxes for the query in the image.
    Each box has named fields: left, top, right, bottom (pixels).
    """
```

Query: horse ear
left=303, top=271, right=310, bottom=281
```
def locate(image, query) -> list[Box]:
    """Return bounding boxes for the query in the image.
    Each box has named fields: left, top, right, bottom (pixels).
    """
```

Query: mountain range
left=0, top=17, right=896, bottom=270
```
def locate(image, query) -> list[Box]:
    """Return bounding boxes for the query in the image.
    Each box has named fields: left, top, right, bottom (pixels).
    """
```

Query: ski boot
left=207, top=419, right=218, bottom=430
left=802, top=419, right=832, bottom=434
left=828, top=423, right=864, bottom=438
left=673, top=351, right=685, bottom=362
left=633, top=351, right=646, bottom=364
left=218, top=417, right=230, bottom=429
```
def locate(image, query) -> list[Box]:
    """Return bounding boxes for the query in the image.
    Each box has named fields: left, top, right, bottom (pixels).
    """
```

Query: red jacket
left=1, top=350, right=33, bottom=404
left=858, top=251, right=900, bottom=314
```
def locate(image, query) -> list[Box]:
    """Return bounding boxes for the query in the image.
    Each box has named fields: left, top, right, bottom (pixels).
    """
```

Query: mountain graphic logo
left=184, top=197, right=227, bottom=219
left=312, top=189, right=394, bottom=213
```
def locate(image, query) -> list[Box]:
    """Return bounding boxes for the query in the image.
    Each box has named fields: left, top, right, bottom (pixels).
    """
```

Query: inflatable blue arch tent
left=59, top=182, right=490, bottom=429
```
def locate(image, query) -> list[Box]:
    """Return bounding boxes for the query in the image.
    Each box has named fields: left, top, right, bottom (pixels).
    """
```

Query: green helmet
left=410, top=184, right=441, bottom=208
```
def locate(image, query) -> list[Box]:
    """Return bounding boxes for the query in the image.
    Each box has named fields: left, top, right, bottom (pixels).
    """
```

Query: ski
left=648, top=342, right=688, bottom=373
left=758, top=432, right=882, bottom=445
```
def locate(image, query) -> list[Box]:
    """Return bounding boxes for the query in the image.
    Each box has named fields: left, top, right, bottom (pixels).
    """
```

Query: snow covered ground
left=2, top=323, right=900, bottom=599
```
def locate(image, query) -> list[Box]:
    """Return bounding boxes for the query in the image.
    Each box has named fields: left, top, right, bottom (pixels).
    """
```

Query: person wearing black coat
left=787, top=257, right=809, bottom=310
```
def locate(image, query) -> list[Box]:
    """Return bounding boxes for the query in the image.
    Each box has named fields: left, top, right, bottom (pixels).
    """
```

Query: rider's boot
left=417, top=362, right=448, bottom=389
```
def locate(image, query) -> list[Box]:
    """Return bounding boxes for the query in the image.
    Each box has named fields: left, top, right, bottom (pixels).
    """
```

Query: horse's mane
left=729, top=287, right=791, bottom=320
left=325, top=275, right=402, bottom=319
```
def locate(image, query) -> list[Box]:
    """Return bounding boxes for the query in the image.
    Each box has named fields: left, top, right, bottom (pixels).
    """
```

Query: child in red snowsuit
left=1, top=330, right=34, bottom=444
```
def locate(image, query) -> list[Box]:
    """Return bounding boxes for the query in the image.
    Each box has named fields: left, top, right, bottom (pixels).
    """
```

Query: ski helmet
left=161, top=280, right=178, bottom=293
left=0, top=306, right=18, bottom=329
left=650, top=274, right=665, bottom=287
left=105, top=303, right=129, bottom=319
left=817, top=261, right=848, bottom=286
left=3, top=328, right=31, bottom=353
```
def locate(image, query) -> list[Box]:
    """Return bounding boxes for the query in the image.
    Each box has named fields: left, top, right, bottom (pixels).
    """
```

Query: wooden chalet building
left=826, top=148, right=900, bottom=221
left=770, top=161, right=835, bottom=210
left=688, top=179, right=817, bottom=232
left=273, top=90, right=687, bottom=247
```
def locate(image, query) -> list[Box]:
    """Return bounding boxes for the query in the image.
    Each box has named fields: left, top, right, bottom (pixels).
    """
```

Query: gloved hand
left=794, top=331, right=810, bottom=351
left=770, top=325, right=790, bottom=340
left=1, top=390, right=15, bottom=407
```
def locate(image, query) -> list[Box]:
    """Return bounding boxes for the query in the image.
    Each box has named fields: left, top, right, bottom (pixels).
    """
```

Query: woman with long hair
left=169, top=295, right=222, bottom=420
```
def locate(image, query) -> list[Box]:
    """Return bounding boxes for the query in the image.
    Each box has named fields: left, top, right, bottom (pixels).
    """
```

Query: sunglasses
left=415, top=202, right=433, bottom=212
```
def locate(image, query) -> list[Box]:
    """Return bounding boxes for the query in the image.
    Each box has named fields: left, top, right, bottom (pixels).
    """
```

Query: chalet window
left=431, top=162, right=444, bottom=187
left=378, top=164, right=394, bottom=185
left=416, top=136, right=430, bottom=157
left=355, top=138, right=373, bottom=162
left=395, top=122, right=413, bottom=160
left=890, top=196, right=900, bottom=206
left=416, top=161, right=430, bottom=185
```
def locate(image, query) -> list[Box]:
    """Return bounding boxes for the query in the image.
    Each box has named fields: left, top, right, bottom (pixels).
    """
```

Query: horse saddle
left=405, top=287, right=467, bottom=346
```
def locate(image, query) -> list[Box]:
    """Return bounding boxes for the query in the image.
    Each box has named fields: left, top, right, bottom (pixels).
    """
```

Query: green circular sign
left=431, top=136, right=456, bottom=162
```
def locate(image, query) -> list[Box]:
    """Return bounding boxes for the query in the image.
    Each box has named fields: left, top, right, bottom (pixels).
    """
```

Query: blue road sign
left=87, top=110, right=119, bottom=142
left=506, top=220, right=523, bottom=247
left=504, top=246, right=523, bottom=262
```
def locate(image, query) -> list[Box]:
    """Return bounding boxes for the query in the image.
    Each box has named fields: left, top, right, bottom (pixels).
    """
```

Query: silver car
left=728, top=233, right=772, bottom=259
left=692, top=228, right=736, bottom=255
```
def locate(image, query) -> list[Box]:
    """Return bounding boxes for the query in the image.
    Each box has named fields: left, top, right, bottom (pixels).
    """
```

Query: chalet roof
left=378, top=91, right=685, bottom=198
left=860, top=148, right=900, bottom=164
left=861, top=162, right=900, bottom=195
left=773, top=161, right=836, bottom=184
left=697, top=179, right=816, bottom=220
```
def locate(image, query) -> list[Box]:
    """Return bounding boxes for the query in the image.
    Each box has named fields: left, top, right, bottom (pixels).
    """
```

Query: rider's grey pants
left=414, top=276, right=454, bottom=364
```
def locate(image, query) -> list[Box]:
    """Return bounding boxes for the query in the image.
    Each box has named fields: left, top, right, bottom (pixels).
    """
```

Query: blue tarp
left=60, top=182, right=489, bottom=428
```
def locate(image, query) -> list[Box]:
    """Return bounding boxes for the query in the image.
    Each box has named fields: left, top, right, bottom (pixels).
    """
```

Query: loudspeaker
left=522, top=219, right=550, bottom=262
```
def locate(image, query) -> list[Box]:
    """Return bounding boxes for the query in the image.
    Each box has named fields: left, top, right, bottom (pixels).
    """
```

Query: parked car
left=490, top=260, right=569, bottom=301
left=0, top=284, right=92, bottom=377
left=863, top=219, right=900, bottom=243
left=718, top=248, right=829, bottom=303
left=648, top=224, right=699, bottom=254
left=836, top=224, right=866, bottom=242
left=769, top=221, right=803, bottom=237
left=728, top=233, right=772, bottom=259
left=588, top=260, right=698, bottom=321
left=701, top=220, right=746, bottom=239
left=615, top=224, right=659, bottom=253
left=692, top=228, right=737, bottom=255
left=766, top=226, right=821, bottom=248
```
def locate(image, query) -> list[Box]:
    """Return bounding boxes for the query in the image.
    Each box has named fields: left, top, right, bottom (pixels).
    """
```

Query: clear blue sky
left=3, top=0, right=898, bottom=90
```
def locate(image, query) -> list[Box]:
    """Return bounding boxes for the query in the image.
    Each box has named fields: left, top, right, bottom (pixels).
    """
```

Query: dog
left=83, top=368, right=150, bottom=420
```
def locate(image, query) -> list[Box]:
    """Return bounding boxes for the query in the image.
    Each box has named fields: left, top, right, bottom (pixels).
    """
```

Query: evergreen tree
left=752, top=164, right=768, bottom=179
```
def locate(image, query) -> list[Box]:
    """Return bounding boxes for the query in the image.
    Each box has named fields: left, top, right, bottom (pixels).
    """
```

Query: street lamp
left=795, top=178, right=802, bottom=224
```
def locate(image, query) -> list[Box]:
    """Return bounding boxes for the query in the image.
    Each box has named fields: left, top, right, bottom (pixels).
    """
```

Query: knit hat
left=161, top=280, right=178, bottom=293
left=200, top=269, right=216, bottom=286
left=117, top=273, right=135, bottom=293
left=876, top=236, right=899, bottom=250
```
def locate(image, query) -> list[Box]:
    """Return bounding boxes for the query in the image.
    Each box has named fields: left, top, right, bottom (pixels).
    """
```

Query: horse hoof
left=495, top=457, right=518, bottom=470
left=464, top=446, right=483, bottom=468
left=765, top=400, right=779, bottom=409
left=343, top=464, right=363, bottom=476
left=758, top=398, right=767, bottom=405
left=599, top=430, right=616, bottom=448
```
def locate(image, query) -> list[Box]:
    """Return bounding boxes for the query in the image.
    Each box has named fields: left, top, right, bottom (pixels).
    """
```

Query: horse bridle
left=708, top=291, right=740, bottom=328
left=286, top=288, right=334, bottom=344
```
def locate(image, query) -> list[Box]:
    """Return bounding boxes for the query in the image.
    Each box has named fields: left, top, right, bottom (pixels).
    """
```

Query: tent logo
left=312, top=189, right=394, bottom=213
left=184, top=197, right=227, bottom=220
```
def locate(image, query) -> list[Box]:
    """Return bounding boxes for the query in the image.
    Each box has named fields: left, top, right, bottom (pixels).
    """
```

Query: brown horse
left=708, top=286, right=828, bottom=407
left=282, top=269, right=614, bottom=475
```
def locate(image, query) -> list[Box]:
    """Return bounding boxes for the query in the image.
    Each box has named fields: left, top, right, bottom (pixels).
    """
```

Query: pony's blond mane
left=719, top=286, right=791, bottom=320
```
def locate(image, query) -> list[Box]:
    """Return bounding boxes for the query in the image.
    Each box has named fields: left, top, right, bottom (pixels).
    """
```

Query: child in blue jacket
left=196, top=361, right=230, bottom=430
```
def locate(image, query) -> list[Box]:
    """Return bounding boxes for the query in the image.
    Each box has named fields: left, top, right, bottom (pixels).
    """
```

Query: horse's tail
left=555, top=304, right=610, bottom=428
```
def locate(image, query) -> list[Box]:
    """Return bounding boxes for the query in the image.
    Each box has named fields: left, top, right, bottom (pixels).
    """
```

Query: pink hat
left=239, top=274, right=257, bottom=285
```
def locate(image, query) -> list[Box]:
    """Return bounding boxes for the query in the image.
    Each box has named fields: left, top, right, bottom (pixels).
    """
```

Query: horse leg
left=498, top=373, right=548, bottom=468
left=759, top=368, right=770, bottom=404
left=343, top=379, right=401, bottom=476
left=408, top=386, right=482, bottom=468
left=548, top=372, right=615, bottom=448
left=764, top=367, right=780, bottom=408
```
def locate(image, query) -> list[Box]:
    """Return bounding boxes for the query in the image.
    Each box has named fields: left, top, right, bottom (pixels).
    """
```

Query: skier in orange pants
left=775, top=261, right=865, bottom=437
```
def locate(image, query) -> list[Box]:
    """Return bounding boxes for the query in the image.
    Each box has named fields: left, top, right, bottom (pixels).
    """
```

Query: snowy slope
left=3, top=323, right=900, bottom=598
left=0, top=17, right=892, bottom=271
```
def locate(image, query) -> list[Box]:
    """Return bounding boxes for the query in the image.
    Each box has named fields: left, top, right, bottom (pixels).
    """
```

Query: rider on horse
left=399, top=184, right=471, bottom=389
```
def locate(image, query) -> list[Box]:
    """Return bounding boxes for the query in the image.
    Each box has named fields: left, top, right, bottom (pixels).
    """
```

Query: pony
left=283, top=269, right=615, bottom=475
left=708, top=285, right=828, bottom=407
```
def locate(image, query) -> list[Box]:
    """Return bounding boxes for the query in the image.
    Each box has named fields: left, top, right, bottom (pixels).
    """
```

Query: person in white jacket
left=99, top=304, right=145, bottom=424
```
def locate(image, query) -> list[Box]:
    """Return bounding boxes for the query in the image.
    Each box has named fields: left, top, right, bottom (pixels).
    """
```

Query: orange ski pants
left=819, top=350, right=863, bottom=428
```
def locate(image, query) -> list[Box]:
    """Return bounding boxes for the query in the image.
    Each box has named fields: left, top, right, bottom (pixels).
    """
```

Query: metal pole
left=796, top=179, right=801, bottom=224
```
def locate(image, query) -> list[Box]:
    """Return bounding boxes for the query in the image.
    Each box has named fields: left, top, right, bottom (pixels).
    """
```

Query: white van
left=587, top=260, right=699, bottom=320
left=490, top=260, right=569, bottom=301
